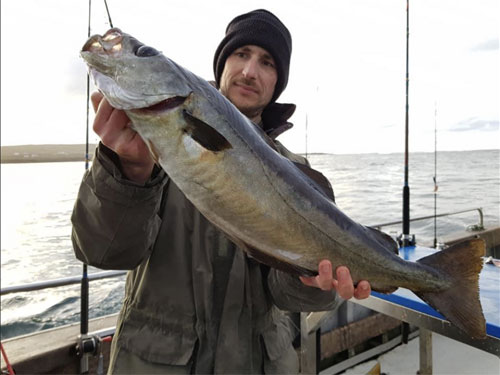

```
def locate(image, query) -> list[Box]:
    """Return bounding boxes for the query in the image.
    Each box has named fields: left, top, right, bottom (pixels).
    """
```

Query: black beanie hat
left=213, top=9, right=292, bottom=103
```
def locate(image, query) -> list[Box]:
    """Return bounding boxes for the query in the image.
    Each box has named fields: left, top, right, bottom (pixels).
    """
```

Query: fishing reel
left=76, top=334, right=101, bottom=357
left=76, top=334, right=102, bottom=374
left=397, top=233, right=416, bottom=248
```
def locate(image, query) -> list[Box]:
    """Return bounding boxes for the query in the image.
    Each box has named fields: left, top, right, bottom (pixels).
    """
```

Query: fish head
left=81, top=28, right=191, bottom=109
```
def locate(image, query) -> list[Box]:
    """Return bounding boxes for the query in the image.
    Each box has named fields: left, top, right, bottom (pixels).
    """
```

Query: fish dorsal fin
left=246, top=118, right=281, bottom=153
left=366, top=226, right=399, bottom=254
left=182, top=110, right=232, bottom=152
left=292, top=162, right=335, bottom=202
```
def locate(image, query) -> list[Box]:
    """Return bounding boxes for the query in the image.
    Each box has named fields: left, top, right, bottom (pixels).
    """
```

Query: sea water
left=1, top=150, right=499, bottom=339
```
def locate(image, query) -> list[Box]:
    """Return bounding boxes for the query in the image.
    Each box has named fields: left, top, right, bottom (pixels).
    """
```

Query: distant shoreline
left=1, top=144, right=496, bottom=163
left=1, top=144, right=97, bottom=164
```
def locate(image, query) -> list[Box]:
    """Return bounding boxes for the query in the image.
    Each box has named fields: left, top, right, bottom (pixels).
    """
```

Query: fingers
left=92, top=95, right=131, bottom=145
left=299, top=275, right=317, bottom=288
left=335, top=266, right=355, bottom=299
left=334, top=267, right=371, bottom=300
left=299, top=261, right=372, bottom=301
left=93, top=97, right=117, bottom=133
left=90, top=91, right=104, bottom=112
left=317, top=260, right=334, bottom=290
left=299, top=260, right=334, bottom=290
left=354, top=280, right=371, bottom=300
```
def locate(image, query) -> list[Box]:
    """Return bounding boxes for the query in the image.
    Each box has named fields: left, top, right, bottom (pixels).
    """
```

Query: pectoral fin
left=182, top=110, right=232, bottom=152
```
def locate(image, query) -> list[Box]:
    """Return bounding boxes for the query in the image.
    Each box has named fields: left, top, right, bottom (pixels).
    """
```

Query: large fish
left=81, top=28, right=486, bottom=339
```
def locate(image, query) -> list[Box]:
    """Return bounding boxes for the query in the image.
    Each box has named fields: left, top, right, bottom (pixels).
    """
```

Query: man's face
left=219, top=45, right=278, bottom=121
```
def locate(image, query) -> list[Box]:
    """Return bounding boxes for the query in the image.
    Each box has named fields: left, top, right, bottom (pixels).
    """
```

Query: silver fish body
left=81, top=29, right=486, bottom=339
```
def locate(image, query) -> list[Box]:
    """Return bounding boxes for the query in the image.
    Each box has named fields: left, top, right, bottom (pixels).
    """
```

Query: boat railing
left=371, top=207, right=484, bottom=231
left=1, top=208, right=485, bottom=297
left=0, top=270, right=127, bottom=296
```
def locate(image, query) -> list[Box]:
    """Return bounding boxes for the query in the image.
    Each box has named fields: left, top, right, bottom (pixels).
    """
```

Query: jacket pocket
left=260, top=309, right=297, bottom=360
left=260, top=308, right=299, bottom=374
left=261, top=328, right=299, bottom=374
left=261, top=326, right=289, bottom=361
left=117, top=307, right=197, bottom=366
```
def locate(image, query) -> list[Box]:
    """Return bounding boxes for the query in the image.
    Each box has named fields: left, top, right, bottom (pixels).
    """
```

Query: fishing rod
left=81, top=0, right=92, bottom=345
left=77, top=1, right=94, bottom=372
left=400, top=0, right=415, bottom=248
left=433, top=102, right=438, bottom=248
left=82, top=0, right=92, bottom=333
left=399, top=2, right=413, bottom=343
left=77, top=2, right=92, bottom=373
left=77, top=1, right=114, bottom=373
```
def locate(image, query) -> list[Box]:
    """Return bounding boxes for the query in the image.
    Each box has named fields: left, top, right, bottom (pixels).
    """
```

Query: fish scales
left=81, top=28, right=487, bottom=339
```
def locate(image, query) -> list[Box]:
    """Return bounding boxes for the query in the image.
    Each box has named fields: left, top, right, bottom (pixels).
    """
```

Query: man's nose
left=242, top=59, right=258, bottom=79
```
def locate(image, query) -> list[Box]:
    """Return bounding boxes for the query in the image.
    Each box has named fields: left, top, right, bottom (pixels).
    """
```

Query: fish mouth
left=81, top=28, right=191, bottom=112
left=82, top=28, right=124, bottom=55
left=86, top=67, right=191, bottom=111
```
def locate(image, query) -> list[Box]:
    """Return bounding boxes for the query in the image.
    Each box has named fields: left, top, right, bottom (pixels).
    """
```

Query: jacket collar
left=261, top=102, right=296, bottom=139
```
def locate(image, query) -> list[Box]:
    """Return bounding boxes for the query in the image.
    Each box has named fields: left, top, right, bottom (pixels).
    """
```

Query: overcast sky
left=1, top=0, right=498, bottom=154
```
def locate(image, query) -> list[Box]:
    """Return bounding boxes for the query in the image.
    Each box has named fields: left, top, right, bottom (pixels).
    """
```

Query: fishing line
left=103, top=0, right=114, bottom=28
left=305, top=113, right=308, bottom=159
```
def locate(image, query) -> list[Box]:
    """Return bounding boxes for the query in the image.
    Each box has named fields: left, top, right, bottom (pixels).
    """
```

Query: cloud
left=471, top=38, right=499, bottom=52
left=449, top=118, right=499, bottom=132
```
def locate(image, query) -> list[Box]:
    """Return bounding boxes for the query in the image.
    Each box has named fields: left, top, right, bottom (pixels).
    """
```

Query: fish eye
left=136, top=45, right=159, bottom=57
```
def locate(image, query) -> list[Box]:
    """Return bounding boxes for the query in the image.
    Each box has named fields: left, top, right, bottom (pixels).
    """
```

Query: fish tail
left=415, top=238, right=486, bottom=339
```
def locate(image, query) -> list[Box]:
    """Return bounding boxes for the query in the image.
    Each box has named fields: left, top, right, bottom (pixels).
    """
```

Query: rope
left=0, top=342, right=15, bottom=375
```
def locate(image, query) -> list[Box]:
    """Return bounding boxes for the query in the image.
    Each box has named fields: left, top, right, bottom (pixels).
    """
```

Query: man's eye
left=263, top=61, right=275, bottom=69
left=235, top=52, right=247, bottom=58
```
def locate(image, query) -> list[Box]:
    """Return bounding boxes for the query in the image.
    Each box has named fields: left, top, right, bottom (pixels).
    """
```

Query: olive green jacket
left=71, top=103, right=342, bottom=374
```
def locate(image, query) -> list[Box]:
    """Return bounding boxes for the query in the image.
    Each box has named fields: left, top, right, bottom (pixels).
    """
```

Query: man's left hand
left=299, top=260, right=371, bottom=300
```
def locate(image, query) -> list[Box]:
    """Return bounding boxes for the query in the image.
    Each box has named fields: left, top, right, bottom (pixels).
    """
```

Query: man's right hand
left=91, top=92, right=155, bottom=184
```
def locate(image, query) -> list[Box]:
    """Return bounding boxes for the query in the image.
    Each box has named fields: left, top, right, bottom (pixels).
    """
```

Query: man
left=72, top=9, right=371, bottom=374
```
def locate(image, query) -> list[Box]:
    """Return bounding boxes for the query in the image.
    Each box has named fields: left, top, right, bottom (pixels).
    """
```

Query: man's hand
left=91, top=91, right=155, bottom=183
left=299, top=260, right=371, bottom=300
